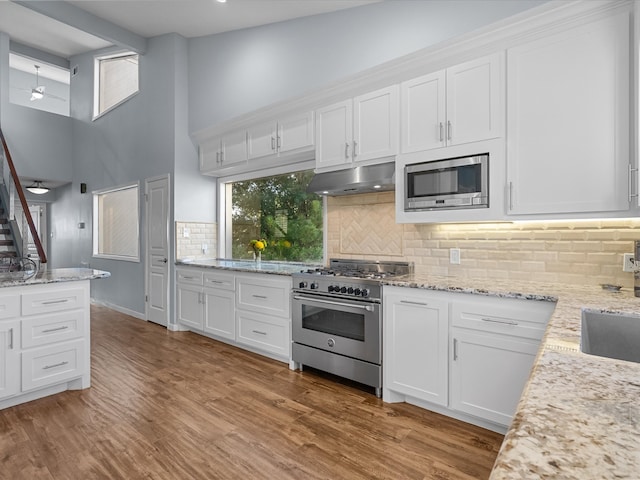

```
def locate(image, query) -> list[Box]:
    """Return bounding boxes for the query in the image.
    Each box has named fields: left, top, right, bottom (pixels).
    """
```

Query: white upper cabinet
left=401, top=53, right=503, bottom=154
left=247, top=111, right=314, bottom=161
left=315, top=99, right=354, bottom=171
left=315, top=85, right=399, bottom=172
left=200, top=131, right=247, bottom=174
left=506, top=11, right=630, bottom=216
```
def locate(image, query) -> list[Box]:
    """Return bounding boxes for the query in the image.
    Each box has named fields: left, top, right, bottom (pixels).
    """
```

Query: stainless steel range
left=291, top=259, right=413, bottom=397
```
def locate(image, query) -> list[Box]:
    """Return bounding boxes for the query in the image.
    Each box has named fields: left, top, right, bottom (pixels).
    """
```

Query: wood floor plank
left=0, top=305, right=504, bottom=479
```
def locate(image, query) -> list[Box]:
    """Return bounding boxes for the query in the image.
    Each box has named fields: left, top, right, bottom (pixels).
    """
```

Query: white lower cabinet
left=0, top=319, right=20, bottom=400
left=450, top=328, right=539, bottom=426
left=1, top=282, right=91, bottom=410
left=383, top=288, right=449, bottom=406
left=383, top=286, right=555, bottom=432
left=176, top=267, right=291, bottom=362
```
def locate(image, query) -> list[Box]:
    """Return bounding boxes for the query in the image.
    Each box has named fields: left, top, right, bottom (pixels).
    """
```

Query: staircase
left=0, top=127, right=47, bottom=273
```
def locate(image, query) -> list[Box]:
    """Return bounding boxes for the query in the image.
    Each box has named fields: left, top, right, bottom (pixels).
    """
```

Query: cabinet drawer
left=236, top=276, right=291, bottom=318
left=0, top=294, right=19, bottom=320
left=177, top=269, right=204, bottom=286
left=22, top=310, right=85, bottom=348
left=21, top=339, right=85, bottom=392
left=21, top=288, right=86, bottom=316
left=204, top=271, right=234, bottom=291
left=452, top=297, right=554, bottom=340
left=236, top=310, right=289, bottom=358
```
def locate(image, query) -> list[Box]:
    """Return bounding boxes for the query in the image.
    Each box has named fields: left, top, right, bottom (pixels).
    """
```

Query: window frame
left=92, top=182, right=141, bottom=262
left=93, top=51, right=140, bottom=121
left=216, top=160, right=326, bottom=263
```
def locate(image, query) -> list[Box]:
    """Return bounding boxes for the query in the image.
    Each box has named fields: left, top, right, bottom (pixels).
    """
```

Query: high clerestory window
left=93, top=52, right=139, bottom=119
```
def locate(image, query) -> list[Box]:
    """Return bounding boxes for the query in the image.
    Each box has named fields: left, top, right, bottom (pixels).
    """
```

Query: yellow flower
left=254, top=241, right=265, bottom=251
left=282, top=240, right=291, bottom=248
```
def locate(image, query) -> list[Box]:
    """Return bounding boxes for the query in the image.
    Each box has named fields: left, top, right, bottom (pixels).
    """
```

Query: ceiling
left=0, top=0, right=380, bottom=60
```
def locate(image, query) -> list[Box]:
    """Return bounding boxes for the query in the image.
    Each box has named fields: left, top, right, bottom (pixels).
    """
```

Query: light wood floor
left=1, top=305, right=504, bottom=479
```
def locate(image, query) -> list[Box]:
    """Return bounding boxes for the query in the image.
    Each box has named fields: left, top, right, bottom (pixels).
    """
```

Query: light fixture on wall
left=26, top=180, right=49, bottom=195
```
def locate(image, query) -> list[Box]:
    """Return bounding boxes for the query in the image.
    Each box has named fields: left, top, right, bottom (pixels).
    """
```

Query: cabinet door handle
left=453, top=338, right=458, bottom=361
left=481, top=317, right=518, bottom=326
left=8, top=327, right=13, bottom=349
left=345, top=142, right=350, bottom=159
left=220, top=150, right=224, bottom=163
left=43, top=361, right=69, bottom=370
left=252, top=294, right=267, bottom=299
left=271, top=136, right=276, bottom=151
left=447, top=120, right=452, bottom=141
left=277, top=134, right=281, bottom=149
left=400, top=300, right=428, bottom=306
left=42, top=299, right=69, bottom=305
left=252, top=330, right=268, bottom=336
left=439, top=122, right=444, bottom=142
left=353, top=140, right=358, bottom=158
left=508, top=181, right=514, bottom=211
left=629, top=164, right=638, bottom=203
left=42, top=325, right=69, bottom=334
left=216, top=151, right=220, bottom=164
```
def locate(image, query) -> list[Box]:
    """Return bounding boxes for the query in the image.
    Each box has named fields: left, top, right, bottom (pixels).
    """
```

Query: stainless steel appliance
left=292, top=259, right=413, bottom=397
left=404, top=153, right=489, bottom=211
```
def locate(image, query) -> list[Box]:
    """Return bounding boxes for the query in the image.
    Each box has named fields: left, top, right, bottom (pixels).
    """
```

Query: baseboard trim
left=90, top=299, right=146, bottom=321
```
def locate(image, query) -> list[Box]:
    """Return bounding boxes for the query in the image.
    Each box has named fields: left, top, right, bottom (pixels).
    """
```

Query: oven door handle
left=293, top=295, right=375, bottom=312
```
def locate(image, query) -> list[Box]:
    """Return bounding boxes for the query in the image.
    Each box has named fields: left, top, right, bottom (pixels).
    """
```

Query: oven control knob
left=327, top=338, right=335, bottom=348
left=347, top=287, right=354, bottom=294
left=354, top=288, right=361, bottom=296
left=310, top=282, right=318, bottom=290
left=298, top=281, right=307, bottom=289
left=340, top=286, right=347, bottom=294
left=361, top=288, right=370, bottom=297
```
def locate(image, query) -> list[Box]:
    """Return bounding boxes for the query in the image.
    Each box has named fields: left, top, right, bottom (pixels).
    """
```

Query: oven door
left=292, top=293, right=381, bottom=364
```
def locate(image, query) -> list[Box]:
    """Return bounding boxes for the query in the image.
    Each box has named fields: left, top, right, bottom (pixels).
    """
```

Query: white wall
left=188, top=0, right=547, bottom=133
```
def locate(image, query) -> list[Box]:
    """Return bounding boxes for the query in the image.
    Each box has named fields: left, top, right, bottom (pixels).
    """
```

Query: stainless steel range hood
left=307, top=161, right=395, bottom=196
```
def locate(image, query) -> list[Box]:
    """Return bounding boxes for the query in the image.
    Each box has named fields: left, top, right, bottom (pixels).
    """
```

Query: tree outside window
left=230, top=170, right=322, bottom=262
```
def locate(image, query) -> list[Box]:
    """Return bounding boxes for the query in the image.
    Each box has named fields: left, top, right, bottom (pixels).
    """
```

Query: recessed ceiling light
left=216, top=0, right=227, bottom=3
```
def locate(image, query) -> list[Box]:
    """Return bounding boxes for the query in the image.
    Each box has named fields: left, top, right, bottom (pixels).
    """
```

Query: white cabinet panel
left=450, top=328, right=538, bottom=426
left=353, top=85, right=399, bottom=163
left=247, top=121, right=277, bottom=160
left=236, top=309, right=289, bottom=358
left=21, top=339, right=85, bottom=392
left=0, top=321, right=20, bottom=400
left=0, top=295, right=19, bottom=320
left=315, top=99, right=353, bottom=170
left=278, top=111, right=314, bottom=155
left=177, top=284, right=204, bottom=330
left=383, top=288, right=449, bottom=406
left=204, top=288, right=235, bottom=340
left=401, top=71, right=446, bottom=153
left=507, top=12, right=629, bottom=215
left=21, top=310, right=85, bottom=348
left=22, top=288, right=86, bottom=316
left=236, top=275, right=291, bottom=319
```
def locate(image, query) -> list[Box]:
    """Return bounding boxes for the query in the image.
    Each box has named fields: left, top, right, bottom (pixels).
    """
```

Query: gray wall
left=188, top=0, right=547, bottom=133
left=9, top=67, right=70, bottom=116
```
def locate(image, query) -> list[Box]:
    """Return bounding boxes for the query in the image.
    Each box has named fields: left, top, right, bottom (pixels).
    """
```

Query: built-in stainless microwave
left=404, top=153, right=489, bottom=211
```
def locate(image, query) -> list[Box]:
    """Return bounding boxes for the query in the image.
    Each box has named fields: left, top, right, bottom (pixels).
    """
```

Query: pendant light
left=26, top=180, right=49, bottom=195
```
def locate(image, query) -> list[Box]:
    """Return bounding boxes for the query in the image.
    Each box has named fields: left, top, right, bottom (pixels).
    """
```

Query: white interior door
left=145, top=175, right=169, bottom=327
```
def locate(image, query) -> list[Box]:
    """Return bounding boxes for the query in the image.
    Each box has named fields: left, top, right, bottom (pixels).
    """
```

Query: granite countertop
left=384, top=274, right=640, bottom=479
left=0, top=267, right=111, bottom=287
left=176, top=258, right=320, bottom=275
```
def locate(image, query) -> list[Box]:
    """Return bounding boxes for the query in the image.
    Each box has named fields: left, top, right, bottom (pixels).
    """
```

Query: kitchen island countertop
left=0, top=267, right=110, bottom=287
left=383, top=274, right=640, bottom=479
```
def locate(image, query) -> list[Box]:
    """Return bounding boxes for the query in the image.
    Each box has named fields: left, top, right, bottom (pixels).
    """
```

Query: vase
left=253, top=251, right=261, bottom=263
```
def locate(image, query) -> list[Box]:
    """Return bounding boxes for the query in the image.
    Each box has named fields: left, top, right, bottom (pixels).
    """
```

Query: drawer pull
left=252, top=295, right=268, bottom=299
left=42, top=325, right=69, bottom=334
left=43, top=361, right=69, bottom=370
left=41, top=299, right=69, bottom=306
left=400, top=300, right=428, bottom=306
left=208, top=280, right=223, bottom=284
left=182, top=276, right=195, bottom=280
left=252, top=330, right=267, bottom=336
left=481, top=317, right=518, bottom=326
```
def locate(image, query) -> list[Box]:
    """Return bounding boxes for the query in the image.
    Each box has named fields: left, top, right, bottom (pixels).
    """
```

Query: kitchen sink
left=581, top=310, right=640, bottom=363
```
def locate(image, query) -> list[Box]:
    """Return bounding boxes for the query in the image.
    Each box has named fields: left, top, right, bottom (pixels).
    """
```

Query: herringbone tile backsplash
left=327, top=192, right=640, bottom=288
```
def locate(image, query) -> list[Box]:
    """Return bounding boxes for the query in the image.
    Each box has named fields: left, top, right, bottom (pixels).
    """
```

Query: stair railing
left=0, top=127, right=48, bottom=264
